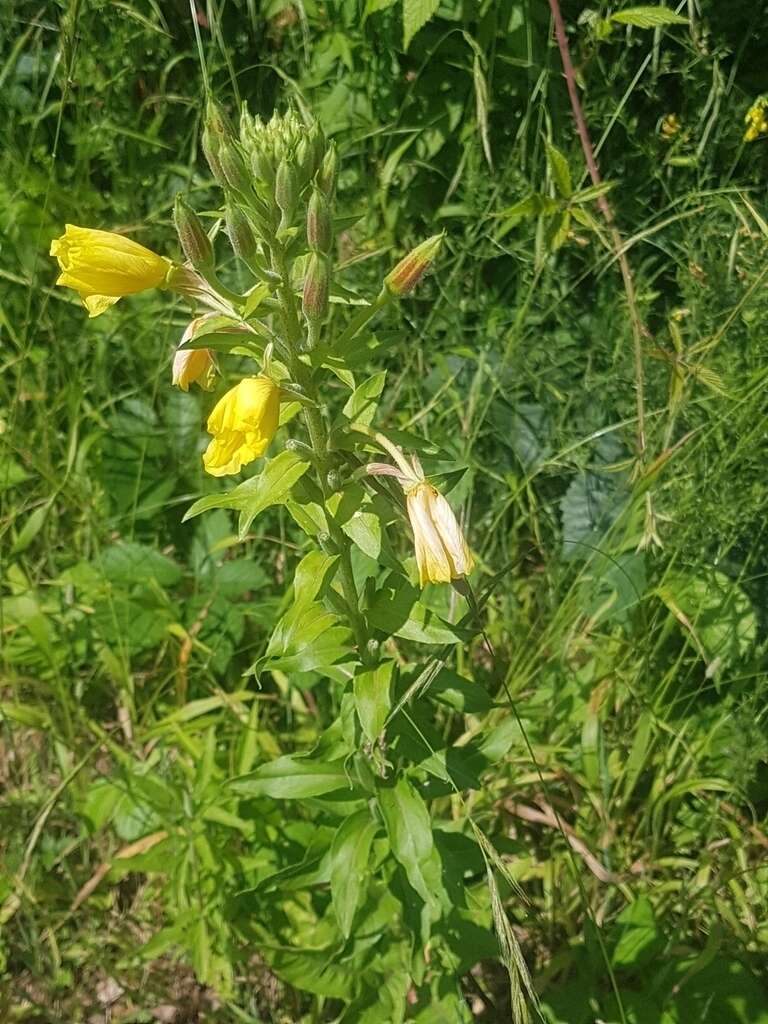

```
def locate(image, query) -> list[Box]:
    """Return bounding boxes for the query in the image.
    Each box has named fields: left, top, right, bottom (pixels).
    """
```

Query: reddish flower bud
left=302, top=252, right=330, bottom=321
left=384, top=234, right=443, bottom=297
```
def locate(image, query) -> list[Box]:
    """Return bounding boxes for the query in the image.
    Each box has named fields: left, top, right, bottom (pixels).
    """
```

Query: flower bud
left=252, top=147, right=276, bottom=186
left=226, top=203, right=257, bottom=262
left=384, top=234, right=443, bottom=297
left=306, top=189, right=333, bottom=253
left=302, top=253, right=329, bottom=321
left=218, top=142, right=253, bottom=195
left=317, top=142, right=337, bottom=198
left=201, top=125, right=224, bottom=182
left=275, top=158, right=298, bottom=227
left=296, top=137, right=313, bottom=182
left=173, top=195, right=213, bottom=270
left=309, top=123, right=326, bottom=174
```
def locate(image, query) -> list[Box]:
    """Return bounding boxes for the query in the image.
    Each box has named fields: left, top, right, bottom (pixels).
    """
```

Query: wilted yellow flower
left=406, top=482, right=474, bottom=586
left=50, top=224, right=171, bottom=317
left=172, top=320, right=216, bottom=392
left=203, top=376, right=280, bottom=477
left=744, top=98, right=768, bottom=143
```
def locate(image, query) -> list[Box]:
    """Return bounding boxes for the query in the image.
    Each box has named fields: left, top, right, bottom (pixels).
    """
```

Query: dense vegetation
left=2, top=0, right=768, bottom=1021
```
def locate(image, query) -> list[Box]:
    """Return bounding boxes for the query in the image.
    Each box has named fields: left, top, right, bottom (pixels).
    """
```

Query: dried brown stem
left=547, top=0, right=648, bottom=463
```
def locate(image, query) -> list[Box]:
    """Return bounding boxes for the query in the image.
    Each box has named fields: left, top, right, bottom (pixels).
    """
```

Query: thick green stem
left=270, top=241, right=370, bottom=662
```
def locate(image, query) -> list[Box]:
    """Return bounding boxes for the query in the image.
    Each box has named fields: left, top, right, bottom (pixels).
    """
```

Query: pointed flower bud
left=225, top=202, right=257, bottom=262
left=406, top=482, right=474, bottom=586
left=218, top=141, right=253, bottom=195
left=203, top=376, right=281, bottom=477
left=302, top=252, right=329, bottom=321
left=173, top=195, right=213, bottom=270
left=307, top=189, right=333, bottom=253
left=172, top=319, right=216, bottom=392
left=385, top=234, right=443, bottom=297
left=317, top=142, right=337, bottom=198
left=275, top=158, right=298, bottom=226
left=50, top=224, right=171, bottom=318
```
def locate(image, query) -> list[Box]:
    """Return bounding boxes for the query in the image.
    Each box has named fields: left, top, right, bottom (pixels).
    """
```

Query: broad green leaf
left=611, top=897, right=663, bottom=969
left=230, top=755, right=354, bottom=798
left=545, top=139, right=572, bottom=199
left=242, top=281, right=272, bottom=317
left=250, top=550, right=353, bottom=677
left=354, top=661, right=394, bottom=742
left=403, top=0, right=439, bottom=49
left=378, top=775, right=441, bottom=910
left=368, top=577, right=470, bottom=645
left=182, top=450, right=308, bottom=539
left=658, top=570, right=757, bottom=669
left=342, top=370, right=386, bottom=427
left=330, top=810, right=379, bottom=938
left=98, top=541, right=182, bottom=587
left=428, top=668, right=493, bottom=713
left=610, top=6, right=688, bottom=27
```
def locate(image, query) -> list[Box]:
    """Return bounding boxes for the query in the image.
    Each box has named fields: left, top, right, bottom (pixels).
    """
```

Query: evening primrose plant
left=48, top=103, right=526, bottom=1016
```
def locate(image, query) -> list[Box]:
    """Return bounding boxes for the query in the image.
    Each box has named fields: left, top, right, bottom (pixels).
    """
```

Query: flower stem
left=270, top=241, right=370, bottom=661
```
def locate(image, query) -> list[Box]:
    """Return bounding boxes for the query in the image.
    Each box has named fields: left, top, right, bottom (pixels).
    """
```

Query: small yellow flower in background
left=660, top=113, right=680, bottom=140
left=172, top=319, right=216, bottom=392
left=203, top=376, right=280, bottom=477
left=406, top=481, right=474, bottom=587
left=744, top=98, right=768, bottom=143
left=50, top=224, right=171, bottom=317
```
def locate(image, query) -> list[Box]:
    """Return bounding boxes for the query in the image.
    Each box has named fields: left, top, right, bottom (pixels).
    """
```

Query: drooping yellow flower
left=50, top=224, right=171, bottom=317
left=172, top=319, right=216, bottom=392
left=406, top=482, right=474, bottom=586
left=203, top=376, right=280, bottom=477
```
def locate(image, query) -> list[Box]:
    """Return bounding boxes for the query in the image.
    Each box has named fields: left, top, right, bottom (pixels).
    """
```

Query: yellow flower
left=744, top=98, right=768, bottom=143
left=203, top=376, right=280, bottom=477
left=50, top=224, right=171, bottom=317
left=406, top=482, right=474, bottom=586
left=172, top=319, right=216, bottom=392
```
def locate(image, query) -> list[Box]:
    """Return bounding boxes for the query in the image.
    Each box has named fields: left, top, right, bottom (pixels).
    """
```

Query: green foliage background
left=2, top=0, right=768, bottom=1020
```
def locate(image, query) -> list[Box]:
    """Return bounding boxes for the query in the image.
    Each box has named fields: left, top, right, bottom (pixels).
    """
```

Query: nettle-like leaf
left=403, top=0, right=439, bottom=49
left=183, top=450, right=309, bottom=539
left=610, top=6, right=688, bottom=28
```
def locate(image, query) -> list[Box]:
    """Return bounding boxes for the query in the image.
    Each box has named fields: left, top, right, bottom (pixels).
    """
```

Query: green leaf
left=182, top=450, right=309, bottom=539
left=354, top=661, right=394, bottom=742
left=610, top=6, right=688, bottom=27
left=242, top=281, right=272, bottom=317
left=658, top=570, right=757, bottom=670
left=368, top=576, right=471, bottom=645
left=250, top=550, right=353, bottom=677
left=230, top=755, right=355, bottom=798
left=378, top=776, right=442, bottom=911
left=403, top=0, right=439, bottom=49
left=342, top=370, right=386, bottom=427
left=545, top=139, right=572, bottom=199
left=330, top=810, right=379, bottom=938
left=98, top=541, right=182, bottom=587
left=611, top=897, right=663, bottom=969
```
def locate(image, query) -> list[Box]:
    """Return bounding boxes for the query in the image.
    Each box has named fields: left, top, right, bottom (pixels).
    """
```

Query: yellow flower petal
left=202, top=377, right=280, bottom=477
left=50, top=224, right=170, bottom=314
left=406, top=482, right=472, bottom=587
